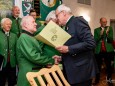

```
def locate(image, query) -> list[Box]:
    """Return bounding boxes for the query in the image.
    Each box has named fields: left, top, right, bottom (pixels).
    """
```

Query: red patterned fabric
left=101, top=40, right=106, bottom=52
left=7, top=51, right=10, bottom=62
left=112, top=40, right=115, bottom=49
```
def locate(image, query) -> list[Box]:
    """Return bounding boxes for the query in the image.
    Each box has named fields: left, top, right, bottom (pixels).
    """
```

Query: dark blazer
left=62, top=16, right=98, bottom=84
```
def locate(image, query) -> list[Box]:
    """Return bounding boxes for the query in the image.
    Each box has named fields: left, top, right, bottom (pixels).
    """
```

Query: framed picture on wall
left=0, top=0, right=13, bottom=19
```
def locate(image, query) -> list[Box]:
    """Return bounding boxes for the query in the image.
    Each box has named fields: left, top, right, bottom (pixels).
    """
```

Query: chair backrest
left=26, top=65, right=70, bottom=86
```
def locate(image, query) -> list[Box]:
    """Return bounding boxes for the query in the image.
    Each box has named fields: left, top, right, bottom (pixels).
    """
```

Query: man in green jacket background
left=0, top=18, right=17, bottom=86
left=34, top=10, right=60, bottom=58
left=8, top=6, right=22, bottom=37
left=94, top=17, right=114, bottom=86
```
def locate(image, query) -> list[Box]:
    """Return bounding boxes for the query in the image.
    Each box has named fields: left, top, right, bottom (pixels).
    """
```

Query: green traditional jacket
left=8, top=16, right=22, bottom=37
left=94, top=26, right=114, bottom=54
left=34, top=25, right=60, bottom=57
left=16, top=31, right=55, bottom=86
left=0, top=30, right=17, bottom=67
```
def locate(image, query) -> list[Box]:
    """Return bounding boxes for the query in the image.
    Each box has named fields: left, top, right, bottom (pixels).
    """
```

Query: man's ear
left=63, top=11, right=66, bottom=16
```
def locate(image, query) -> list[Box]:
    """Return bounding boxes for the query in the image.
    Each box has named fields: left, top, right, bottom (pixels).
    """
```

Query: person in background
left=34, top=10, right=60, bottom=63
left=54, top=4, right=98, bottom=86
left=94, top=17, right=114, bottom=86
left=0, top=18, right=17, bottom=86
left=16, top=16, right=58, bottom=86
left=8, top=6, right=22, bottom=37
left=29, top=8, right=41, bottom=28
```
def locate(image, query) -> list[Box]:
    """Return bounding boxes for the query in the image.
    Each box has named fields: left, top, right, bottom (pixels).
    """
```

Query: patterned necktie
left=5, top=32, right=10, bottom=62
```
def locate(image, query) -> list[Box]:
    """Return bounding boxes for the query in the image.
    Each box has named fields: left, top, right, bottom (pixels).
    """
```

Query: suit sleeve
left=68, top=18, right=96, bottom=54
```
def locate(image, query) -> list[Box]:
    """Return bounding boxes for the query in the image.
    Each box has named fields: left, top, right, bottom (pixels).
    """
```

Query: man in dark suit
left=55, top=4, right=98, bottom=86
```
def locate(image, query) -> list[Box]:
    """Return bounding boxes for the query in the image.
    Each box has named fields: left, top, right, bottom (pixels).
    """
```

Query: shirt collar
left=66, top=16, right=74, bottom=26
left=22, top=30, right=34, bottom=36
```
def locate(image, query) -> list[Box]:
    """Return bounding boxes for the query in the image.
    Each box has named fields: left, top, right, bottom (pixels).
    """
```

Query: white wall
left=62, top=0, right=115, bottom=35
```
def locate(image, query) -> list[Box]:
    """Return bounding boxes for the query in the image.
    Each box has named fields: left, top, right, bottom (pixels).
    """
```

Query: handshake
left=46, top=55, right=62, bottom=68
left=52, top=55, right=62, bottom=65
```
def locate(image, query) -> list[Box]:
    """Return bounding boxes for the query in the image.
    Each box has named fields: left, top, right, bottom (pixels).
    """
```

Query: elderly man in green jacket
left=0, top=18, right=17, bottom=86
left=16, top=15, right=60, bottom=86
left=34, top=10, right=60, bottom=58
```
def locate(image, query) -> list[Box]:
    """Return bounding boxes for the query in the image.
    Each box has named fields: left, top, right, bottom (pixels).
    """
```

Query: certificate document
left=35, top=21, right=71, bottom=47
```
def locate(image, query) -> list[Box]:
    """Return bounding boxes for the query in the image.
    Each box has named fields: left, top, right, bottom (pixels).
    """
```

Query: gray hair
left=45, top=10, right=56, bottom=21
left=56, top=4, right=72, bottom=14
left=21, top=16, right=33, bottom=29
left=1, top=18, right=12, bottom=28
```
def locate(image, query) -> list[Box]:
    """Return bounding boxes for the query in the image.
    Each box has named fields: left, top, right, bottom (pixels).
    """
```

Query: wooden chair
left=26, top=64, right=70, bottom=86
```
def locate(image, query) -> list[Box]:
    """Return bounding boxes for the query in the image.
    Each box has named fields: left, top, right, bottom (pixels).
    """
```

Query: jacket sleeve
left=106, top=26, right=113, bottom=43
left=68, top=18, right=96, bottom=54
left=19, top=36, right=54, bottom=65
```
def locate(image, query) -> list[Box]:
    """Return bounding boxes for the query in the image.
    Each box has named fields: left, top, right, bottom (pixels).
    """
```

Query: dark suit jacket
left=62, top=16, right=98, bottom=84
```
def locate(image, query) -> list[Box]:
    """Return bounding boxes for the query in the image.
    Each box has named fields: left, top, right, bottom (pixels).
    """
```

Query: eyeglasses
left=56, top=11, right=63, bottom=18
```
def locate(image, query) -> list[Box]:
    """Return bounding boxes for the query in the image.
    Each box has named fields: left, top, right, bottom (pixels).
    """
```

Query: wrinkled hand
left=55, top=46, right=69, bottom=53
left=52, top=55, right=62, bottom=65
left=100, top=29, right=104, bottom=36
left=106, top=28, right=109, bottom=35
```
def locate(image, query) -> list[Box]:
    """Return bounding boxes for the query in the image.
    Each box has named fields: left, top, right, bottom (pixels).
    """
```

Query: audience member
left=34, top=10, right=60, bottom=58
left=29, top=9, right=41, bottom=28
left=94, top=17, right=114, bottom=86
left=0, top=18, right=17, bottom=86
left=8, top=6, right=22, bottom=37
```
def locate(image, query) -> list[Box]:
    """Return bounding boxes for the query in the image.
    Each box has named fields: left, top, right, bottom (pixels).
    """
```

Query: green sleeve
left=107, top=26, right=113, bottom=42
left=19, top=35, right=54, bottom=65
left=94, top=28, right=102, bottom=43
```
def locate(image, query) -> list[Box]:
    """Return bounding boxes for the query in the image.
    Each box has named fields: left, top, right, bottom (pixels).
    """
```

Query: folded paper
left=35, top=21, right=71, bottom=47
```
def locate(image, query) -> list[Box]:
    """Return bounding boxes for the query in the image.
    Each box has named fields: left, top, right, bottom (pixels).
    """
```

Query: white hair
left=45, top=10, right=56, bottom=21
left=56, top=4, right=72, bottom=14
left=1, top=18, right=12, bottom=28
left=21, top=16, right=32, bottom=29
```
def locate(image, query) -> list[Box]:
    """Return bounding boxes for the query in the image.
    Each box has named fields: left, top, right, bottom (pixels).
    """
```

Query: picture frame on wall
left=0, top=0, right=13, bottom=18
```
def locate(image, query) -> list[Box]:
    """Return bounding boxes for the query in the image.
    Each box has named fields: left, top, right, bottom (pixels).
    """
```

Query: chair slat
left=37, top=76, right=46, bottom=86
left=26, top=65, right=70, bottom=86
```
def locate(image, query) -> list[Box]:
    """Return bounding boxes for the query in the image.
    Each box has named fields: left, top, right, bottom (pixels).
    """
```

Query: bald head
left=100, top=17, right=107, bottom=27
left=12, top=6, right=20, bottom=18
left=21, top=16, right=37, bottom=34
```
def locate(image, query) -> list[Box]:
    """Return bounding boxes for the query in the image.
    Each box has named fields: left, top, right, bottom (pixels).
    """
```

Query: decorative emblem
left=22, top=1, right=32, bottom=16
left=51, top=35, right=57, bottom=41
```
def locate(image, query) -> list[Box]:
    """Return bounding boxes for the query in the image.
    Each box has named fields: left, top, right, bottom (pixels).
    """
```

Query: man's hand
left=106, top=27, right=109, bottom=35
left=55, top=46, right=69, bottom=53
left=100, top=29, right=104, bottom=36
